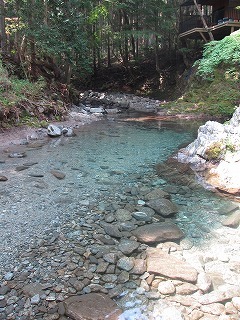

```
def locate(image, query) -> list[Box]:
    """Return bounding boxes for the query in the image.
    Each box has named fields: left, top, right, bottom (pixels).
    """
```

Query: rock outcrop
left=178, top=106, right=240, bottom=195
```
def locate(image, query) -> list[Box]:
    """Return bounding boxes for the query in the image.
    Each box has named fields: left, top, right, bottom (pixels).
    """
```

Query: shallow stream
left=0, top=114, right=235, bottom=269
left=0, top=113, right=239, bottom=319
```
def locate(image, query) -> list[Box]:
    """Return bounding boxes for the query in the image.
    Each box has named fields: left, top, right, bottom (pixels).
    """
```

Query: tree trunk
left=0, top=0, right=7, bottom=54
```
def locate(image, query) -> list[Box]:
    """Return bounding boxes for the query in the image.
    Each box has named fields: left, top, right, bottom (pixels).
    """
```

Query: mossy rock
left=204, top=142, right=225, bottom=160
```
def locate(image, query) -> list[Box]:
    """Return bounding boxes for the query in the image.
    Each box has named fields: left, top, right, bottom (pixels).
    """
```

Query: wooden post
left=193, top=0, right=214, bottom=41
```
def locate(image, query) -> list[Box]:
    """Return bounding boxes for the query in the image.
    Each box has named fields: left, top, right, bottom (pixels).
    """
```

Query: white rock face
left=178, top=106, right=240, bottom=194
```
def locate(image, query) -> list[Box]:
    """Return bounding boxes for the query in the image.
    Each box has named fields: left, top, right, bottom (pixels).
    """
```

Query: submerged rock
left=146, top=198, right=178, bottom=217
left=0, top=175, right=8, bottom=181
left=50, top=170, right=66, bottom=180
left=64, top=293, right=122, bottom=320
left=132, top=222, right=184, bottom=244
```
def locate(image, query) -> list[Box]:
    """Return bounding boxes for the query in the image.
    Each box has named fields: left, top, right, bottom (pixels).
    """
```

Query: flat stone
left=117, top=257, right=135, bottom=271
left=218, top=203, right=239, bottom=215
left=115, top=209, right=132, bottom=222
left=100, top=222, right=122, bottom=238
left=15, top=165, right=29, bottom=171
left=201, top=303, right=226, bottom=316
left=146, top=248, right=198, bottom=283
left=117, top=271, right=130, bottom=283
left=22, top=283, right=45, bottom=297
left=176, top=283, right=198, bottom=295
left=118, top=239, right=139, bottom=255
left=8, top=152, right=26, bottom=158
left=4, top=272, right=14, bottom=281
left=197, top=272, right=212, bottom=293
left=131, top=259, right=147, bottom=275
left=146, top=198, right=178, bottom=217
left=232, top=297, right=240, bottom=311
left=132, top=211, right=152, bottom=222
left=50, top=170, right=66, bottom=180
left=103, top=253, right=118, bottom=264
left=64, top=293, right=122, bottom=320
left=168, top=295, right=199, bottom=307
left=199, top=285, right=240, bottom=305
left=31, top=294, right=40, bottom=305
left=132, top=222, right=184, bottom=244
left=222, top=210, right=240, bottom=228
left=145, top=188, right=170, bottom=200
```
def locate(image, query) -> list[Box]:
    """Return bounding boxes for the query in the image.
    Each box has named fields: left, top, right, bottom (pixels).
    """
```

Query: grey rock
left=115, top=209, right=132, bottom=222
left=146, top=198, right=178, bottom=217
left=8, top=152, right=26, bottom=158
left=131, top=259, right=147, bottom=275
left=132, top=222, right=184, bottom=244
left=30, top=294, right=40, bottom=305
left=118, top=239, right=139, bottom=255
left=62, top=127, right=75, bottom=137
left=4, top=272, right=14, bottom=281
left=117, top=257, right=135, bottom=271
left=118, top=271, right=130, bottom=283
left=100, top=222, right=122, bottom=238
left=132, top=211, right=152, bottom=222
left=47, top=124, right=62, bottom=137
left=145, top=188, right=170, bottom=200
left=50, top=170, right=66, bottom=180
left=103, top=253, right=118, bottom=264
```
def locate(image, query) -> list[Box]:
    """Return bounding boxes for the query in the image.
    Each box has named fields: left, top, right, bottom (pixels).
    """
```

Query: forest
left=0, top=0, right=240, bottom=123
left=0, top=0, right=180, bottom=84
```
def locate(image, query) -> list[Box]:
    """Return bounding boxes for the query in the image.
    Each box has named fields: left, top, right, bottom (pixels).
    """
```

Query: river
left=0, top=114, right=239, bottom=319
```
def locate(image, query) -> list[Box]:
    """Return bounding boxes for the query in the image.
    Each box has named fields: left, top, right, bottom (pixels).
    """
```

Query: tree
left=0, top=0, right=7, bottom=54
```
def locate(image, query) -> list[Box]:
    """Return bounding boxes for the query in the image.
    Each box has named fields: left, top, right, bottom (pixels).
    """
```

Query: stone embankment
left=178, top=106, right=240, bottom=196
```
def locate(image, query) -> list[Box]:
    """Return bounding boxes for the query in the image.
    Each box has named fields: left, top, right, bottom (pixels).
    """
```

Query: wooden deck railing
left=180, top=7, right=240, bottom=34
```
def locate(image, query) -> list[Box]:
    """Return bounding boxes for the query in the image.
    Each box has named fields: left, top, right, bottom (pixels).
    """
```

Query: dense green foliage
left=0, top=0, right=179, bottom=84
left=195, top=31, right=240, bottom=79
left=161, top=31, right=240, bottom=118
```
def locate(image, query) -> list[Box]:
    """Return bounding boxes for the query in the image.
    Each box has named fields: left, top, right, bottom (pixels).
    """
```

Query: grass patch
left=159, top=65, right=239, bottom=119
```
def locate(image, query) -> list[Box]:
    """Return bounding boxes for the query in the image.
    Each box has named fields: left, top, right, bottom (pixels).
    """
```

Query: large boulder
left=64, top=293, right=122, bottom=320
left=132, top=222, right=184, bottom=244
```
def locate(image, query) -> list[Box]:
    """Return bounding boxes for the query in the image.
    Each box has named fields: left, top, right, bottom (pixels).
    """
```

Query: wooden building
left=179, top=0, right=240, bottom=41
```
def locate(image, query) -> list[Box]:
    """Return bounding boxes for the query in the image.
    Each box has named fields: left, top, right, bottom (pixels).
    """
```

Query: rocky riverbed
left=0, top=99, right=240, bottom=320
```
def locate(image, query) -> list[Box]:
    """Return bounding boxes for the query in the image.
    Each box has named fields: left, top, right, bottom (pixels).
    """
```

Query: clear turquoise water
left=0, top=115, right=235, bottom=271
